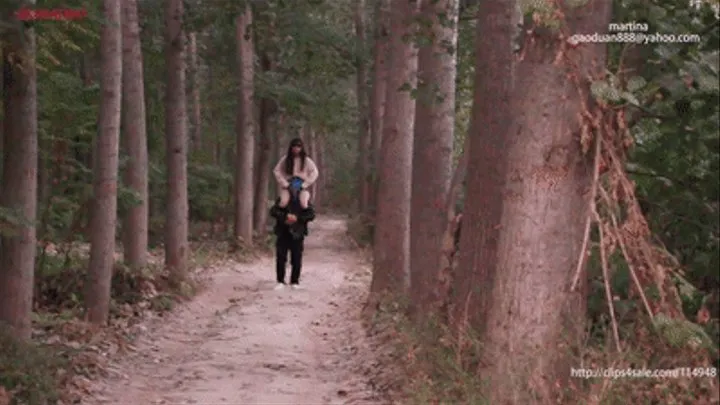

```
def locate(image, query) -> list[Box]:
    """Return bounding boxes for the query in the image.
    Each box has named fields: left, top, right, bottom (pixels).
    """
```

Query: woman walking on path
left=273, top=137, right=319, bottom=209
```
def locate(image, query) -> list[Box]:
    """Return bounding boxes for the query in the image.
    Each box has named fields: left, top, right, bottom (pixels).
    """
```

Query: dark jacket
left=269, top=198, right=316, bottom=239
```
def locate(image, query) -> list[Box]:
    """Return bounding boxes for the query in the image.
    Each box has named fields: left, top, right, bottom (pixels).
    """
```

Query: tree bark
left=454, top=1, right=612, bottom=402
left=188, top=32, right=202, bottom=151
left=368, top=0, right=390, bottom=214
left=317, top=131, right=327, bottom=208
left=121, top=0, right=149, bottom=270
left=355, top=0, right=371, bottom=213
left=409, top=0, right=458, bottom=317
left=435, top=134, right=469, bottom=313
left=449, top=0, right=516, bottom=334
left=85, top=0, right=123, bottom=325
left=233, top=5, right=255, bottom=244
left=270, top=116, right=281, bottom=200
left=253, top=97, right=274, bottom=237
left=370, top=0, right=420, bottom=296
left=164, top=0, right=190, bottom=281
left=0, top=8, right=38, bottom=340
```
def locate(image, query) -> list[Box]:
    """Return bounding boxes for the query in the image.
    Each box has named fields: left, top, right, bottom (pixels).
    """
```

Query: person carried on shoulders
left=272, top=137, right=319, bottom=210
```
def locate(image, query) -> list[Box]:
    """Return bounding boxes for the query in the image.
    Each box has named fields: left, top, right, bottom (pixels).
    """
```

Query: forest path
left=83, top=216, right=383, bottom=405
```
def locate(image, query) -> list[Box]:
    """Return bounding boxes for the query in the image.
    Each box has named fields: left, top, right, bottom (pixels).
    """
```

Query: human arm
left=273, top=157, right=289, bottom=188
left=269, top=201, right=288, bottom=221
left=302, top=158, right=319, bottom=189
left=297, top=205, right=316, bottom=223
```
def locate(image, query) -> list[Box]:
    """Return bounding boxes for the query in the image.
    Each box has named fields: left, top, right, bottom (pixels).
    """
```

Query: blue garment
left=289, top=177, right=303, bottom=194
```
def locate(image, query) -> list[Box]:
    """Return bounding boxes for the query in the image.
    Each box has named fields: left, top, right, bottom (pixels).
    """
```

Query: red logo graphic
left=14, top=8, right=88, bottom=21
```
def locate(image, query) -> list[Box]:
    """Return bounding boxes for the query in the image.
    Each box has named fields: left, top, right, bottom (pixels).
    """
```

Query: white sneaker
left=290, top=284, right=303, bottom=290
left=274, top=283, right=285, bottom=290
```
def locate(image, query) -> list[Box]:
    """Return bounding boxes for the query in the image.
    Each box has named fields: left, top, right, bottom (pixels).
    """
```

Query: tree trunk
left=455, top=1, right=612, bottom=402
left=369, top=0, right=419, bottom=296
left=253, top=97, right=273, bottom=237
left=253, top=101, right=262, bottom=208
left=276, top=124, right=287, bottom=161
left=233, top=5, right=255, bottom=244
left=355, top=0, right=371, bottom=213
left=409, top=0, right=458, bottom=317
left=187, top=32, right=202, bottom=151
left=0, top=10, right=38, bottom=340
left=164, top=0, right=190, bottom=282
left=121, top=0, right=149, bottom=270
left=435, top=134, right=469, bottom=313
left=315, top=131, right=326, bottom=208
left=80, top=52, right=94, bottom=86
left=449, top=0, right=516, bottom=334
left=85, top=0, right=123, bottom=325
left=0, top=46, right=3, bottom=180
left=368, top=0, right=390, bottom=214
left=307, top=125, right=318, bottom=200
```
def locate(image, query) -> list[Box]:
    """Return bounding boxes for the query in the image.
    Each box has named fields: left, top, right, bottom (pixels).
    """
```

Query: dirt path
left=84, top=216, right=384, bottom=405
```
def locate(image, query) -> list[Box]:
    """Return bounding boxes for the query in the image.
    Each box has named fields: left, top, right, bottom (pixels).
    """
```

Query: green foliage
left=653, top=313, right=715, bottom=350
left=592, top=0, right=720, bottom=348
left=452, top=4, right=476, bottom=163
left=366, top=296, right=488, bottom=405
left=0, top=326, right=65, bottom=405
left=187, top=163, right=232, bottom=222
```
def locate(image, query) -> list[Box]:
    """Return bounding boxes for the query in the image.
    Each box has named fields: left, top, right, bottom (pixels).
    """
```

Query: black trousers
left=275, top=233, right=304, bottom=284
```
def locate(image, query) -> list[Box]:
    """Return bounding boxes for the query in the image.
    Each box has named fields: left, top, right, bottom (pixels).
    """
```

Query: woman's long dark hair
left=284, top=137, right=307, bottom=175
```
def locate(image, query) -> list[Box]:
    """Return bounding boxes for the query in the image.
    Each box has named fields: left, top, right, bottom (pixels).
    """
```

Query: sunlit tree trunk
left=409, top=0, right=458, bottom=317
left=253, top=96, right=274, bottom=237
left=370, top=0, right=420, bottom=296
left=164, top=0, right=190, bottom=282
left=85, top=0, right=123, bottom=325
left=0, top=3, right=38, bottom=339
left=121, top=0, right=149, bottom=270
left=452, top=0, right=612, bottom=401
left=368, top=0, right=390, bottom=214
left=233, top=5, right=255, bottom=245
left=188, top=32, right=202, bottom=151
left=355, top=0, right=371, bottom=213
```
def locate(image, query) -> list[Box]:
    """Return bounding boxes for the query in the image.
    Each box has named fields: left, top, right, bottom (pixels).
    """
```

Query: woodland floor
left=81, top=216, right=387, bottom=405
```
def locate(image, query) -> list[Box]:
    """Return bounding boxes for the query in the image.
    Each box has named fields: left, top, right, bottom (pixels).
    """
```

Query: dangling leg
left=278, top=188, right=290, bottom=208
left=299, top=189, right=311, bottom=208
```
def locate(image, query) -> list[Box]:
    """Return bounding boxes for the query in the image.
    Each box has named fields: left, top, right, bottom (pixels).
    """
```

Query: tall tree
left=368, top=0, right=390, bottom=214
left=253, top=96, right=275, bottom=236
left=85, top=0, right=123, bottom=324
left=314, top=130, right=327, bottom=207
left=0, top=1, right=38, bottom=339
left=164, top=0, right=190, bottom=282
left=369, top=0, right=420, bottom=296
left=409, top=0, right=459, bottom=316
left=355, top=0, right=371, bottom=213
left=449, top=0, right=516, bottom=336
left=233, top=4, right=255, bottom=245
left=121, top=0, right=149, bottom=269
left=187, top=32, right=202, bottom=151
left=453, top=0, right=613, bottom=401
left=252, top=51, right=275, bottom=237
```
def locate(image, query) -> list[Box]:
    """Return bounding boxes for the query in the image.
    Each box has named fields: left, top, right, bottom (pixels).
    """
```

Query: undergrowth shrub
left=0, top=326, right=66, bottom=405
left=369, top=291, right=719, bottom=405
left=33, top=251, right=189, bottom=314
left=367, top=296, right=488, bottom=405
left=347, top=214, right=374, bottom=247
